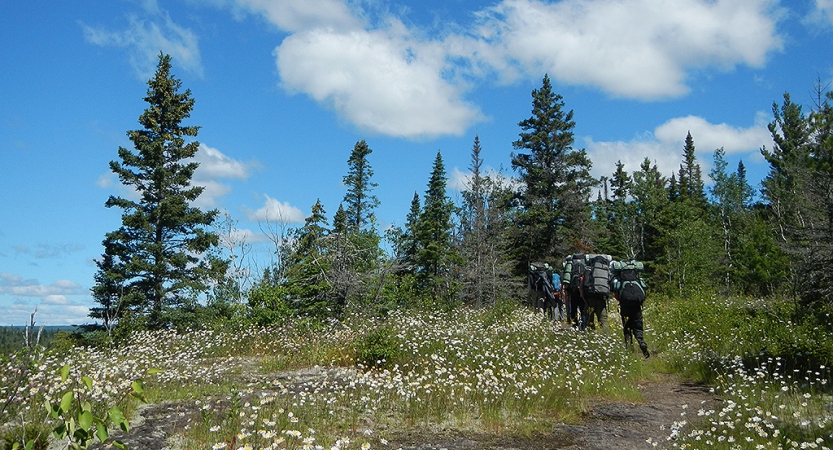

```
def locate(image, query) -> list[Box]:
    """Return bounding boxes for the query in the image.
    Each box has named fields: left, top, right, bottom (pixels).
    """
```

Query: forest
left=3, top=54, right=833, bottom=449
left=84, top=55, right=831, bottom=334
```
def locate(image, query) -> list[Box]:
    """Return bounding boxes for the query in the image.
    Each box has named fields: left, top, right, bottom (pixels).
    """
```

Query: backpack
left=613, top=260, right=647, bottom=304
left=568, top=253, right=586, bottom=291
left=528, top=262, right=556, bottom=303
left=583, top=254, right=612, bottom=295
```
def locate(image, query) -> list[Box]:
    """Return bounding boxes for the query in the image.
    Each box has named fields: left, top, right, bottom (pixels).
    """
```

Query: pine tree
left=94, top=53, right=226, bottom=329
left=678, top=132, right=707, bottom=208
left=284, top=199, right=333, bottom=317
left=342, top=140, right=379, bottom=232
left=415, top=151, right=458, bottom=300
left=511, top=74, right=595, bottom=270
left=606, top=161, right=638, bottom=258
left=630, top=158, right=668, bottom=276
left=658, top=138, right=719, bottom=294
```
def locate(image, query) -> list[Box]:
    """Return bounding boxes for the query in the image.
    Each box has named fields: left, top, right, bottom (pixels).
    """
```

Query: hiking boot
left=640, top=343, right=650, bottom=358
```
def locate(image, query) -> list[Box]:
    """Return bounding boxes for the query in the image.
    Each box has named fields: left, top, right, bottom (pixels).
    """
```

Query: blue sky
left=1, top=0, right=832, bottom=325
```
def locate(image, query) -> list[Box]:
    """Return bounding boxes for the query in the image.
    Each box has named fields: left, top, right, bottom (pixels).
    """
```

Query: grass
left=2, top=295, right=832, bottom=449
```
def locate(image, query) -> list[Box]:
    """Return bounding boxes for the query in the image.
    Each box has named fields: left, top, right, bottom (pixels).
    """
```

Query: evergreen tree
left=630, top=157, right=668, bottom=263
left=605, top=161, right=639, bottom=258
left=658, top=138, right=719, bottom=294
left=678, top=132, right=708, bottom=207
left=510, top=74, right=595, bottom=270
left=332, top=204, right=347, bottom=235
left=760, top=92, right=813, bottom=301
left=415, top=152, right=458, bottom=301
left=342, top=140, right=379, bottom=232
left=284, top=199, right=333, bottom=317
left=94, top=53, right=225, bottom=329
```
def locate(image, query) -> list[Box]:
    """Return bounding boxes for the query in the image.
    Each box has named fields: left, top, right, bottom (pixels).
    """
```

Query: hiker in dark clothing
left=612, top=259, right=650, bottom=358
left=563, top=254, right=587, bottom=330
left=583, top=292, right=607, bottom=330
left=620, top=302, right=649, bottom=358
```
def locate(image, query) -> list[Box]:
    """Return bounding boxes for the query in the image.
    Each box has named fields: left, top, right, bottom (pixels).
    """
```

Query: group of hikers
left=528, top=254, right=650, bottom=358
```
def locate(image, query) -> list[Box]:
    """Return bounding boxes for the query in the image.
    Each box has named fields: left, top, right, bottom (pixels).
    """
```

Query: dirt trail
left=387, top=373, right=719, bottom=450
left=96, top=371, right=717, bottom=450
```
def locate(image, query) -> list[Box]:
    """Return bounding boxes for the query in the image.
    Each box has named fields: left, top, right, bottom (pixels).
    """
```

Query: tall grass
left=6, top=294, right=832, bottom=449
left=649, top=293, right=833, bottom=448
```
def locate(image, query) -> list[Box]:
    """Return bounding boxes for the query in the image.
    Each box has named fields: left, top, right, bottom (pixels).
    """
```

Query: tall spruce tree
left=606, top=161, right=639, bottom=259
left=415, top=151, right=458, bottom=300
left=511, top=74, right=595, bottom=270
left=342, top=140, right=379, bottom=232
left=94, top=53, right=225, bottom=329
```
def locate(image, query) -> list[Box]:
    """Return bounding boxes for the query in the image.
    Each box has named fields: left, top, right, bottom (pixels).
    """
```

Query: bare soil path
left=97, top=371, right=718, bottom=450
left=386, top=373, right=719, bottom=450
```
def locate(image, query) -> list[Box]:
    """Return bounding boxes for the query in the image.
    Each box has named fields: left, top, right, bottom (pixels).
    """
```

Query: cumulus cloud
left=245, top=194, right=305, bottom=223
left=585, top=114, right=774, bottom=182
left=228, top=0, right=782, bottom=137
left=81, top=0, right=203, bottom=79
left=474, top=0, right=783, bottom=99
left=276, top=27, right=483, bottom=138
left=191, top=144, right=254, bottom=208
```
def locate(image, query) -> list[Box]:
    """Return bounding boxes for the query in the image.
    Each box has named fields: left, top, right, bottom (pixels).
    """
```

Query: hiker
left=612, top=259, right=650, bottom=358
left=528, top=262, right=556, bottom=317
left=581, top=254, right=612, bottom=330
left=551, top=269, right=565, bottom=323
left=564, top=254, right=587, bottom=330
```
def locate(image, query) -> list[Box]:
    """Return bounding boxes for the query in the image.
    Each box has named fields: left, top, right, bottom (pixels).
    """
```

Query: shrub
left=354, top=325, right=400, bottom=369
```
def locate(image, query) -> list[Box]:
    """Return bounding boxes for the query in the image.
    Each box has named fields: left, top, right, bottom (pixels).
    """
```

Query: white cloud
left=191, top=144, right=254, bottom=208
left=234, top=0, right=363, bottom=33
left=585, top=115, right=774, bottom=182
left=194, top=144, right=252, bottom=180
left=81, top=1, right=203, bottom=79
left=474, top=0, right=783, bottom=99
left=275, top=26, right=483, bottom=138
left=232, top=0, right=483, bottom=138
left=245, top=194, right=305, bottom=223
left=229, top=0, right=782, bottom=138
left=806, top=0, right=833, bottom=27
left=0, top=273, right=84, bottom=297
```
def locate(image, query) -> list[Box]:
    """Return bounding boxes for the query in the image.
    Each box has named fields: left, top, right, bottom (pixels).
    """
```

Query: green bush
left=1, top=424, right=49, bottom=450
left=354, top=325, right=400, bottom=369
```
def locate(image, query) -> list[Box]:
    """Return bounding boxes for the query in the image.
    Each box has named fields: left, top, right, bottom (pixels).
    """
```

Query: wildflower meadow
left=2, top=296, right=833, bottom=450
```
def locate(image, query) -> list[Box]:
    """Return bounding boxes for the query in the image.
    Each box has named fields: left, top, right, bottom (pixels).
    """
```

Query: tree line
left=88, top=54, right=833, bottom=337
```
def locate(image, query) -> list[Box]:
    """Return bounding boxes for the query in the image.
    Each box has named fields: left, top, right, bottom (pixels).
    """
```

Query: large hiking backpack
left=528, top=262, right=556, bottom=303
left=613, top=260, right=646, bottom=304
left=568, top=254, right=586, bottom=291
left=583, top=254, right=612, bottom=295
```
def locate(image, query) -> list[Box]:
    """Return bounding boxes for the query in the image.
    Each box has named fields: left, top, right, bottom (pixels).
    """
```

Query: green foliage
left=413, top=151, right=459, bottom=302
left=94, top=53, right=227, bottom=329
left=246, top=281, right=293, bottom=326
left=354, top=325, right=400, bottom=369
left=510, top=74, right=595, bottom=269
left=342, top=140, right=380, bottom=232
left=1, top=424, right=49, bottom=450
